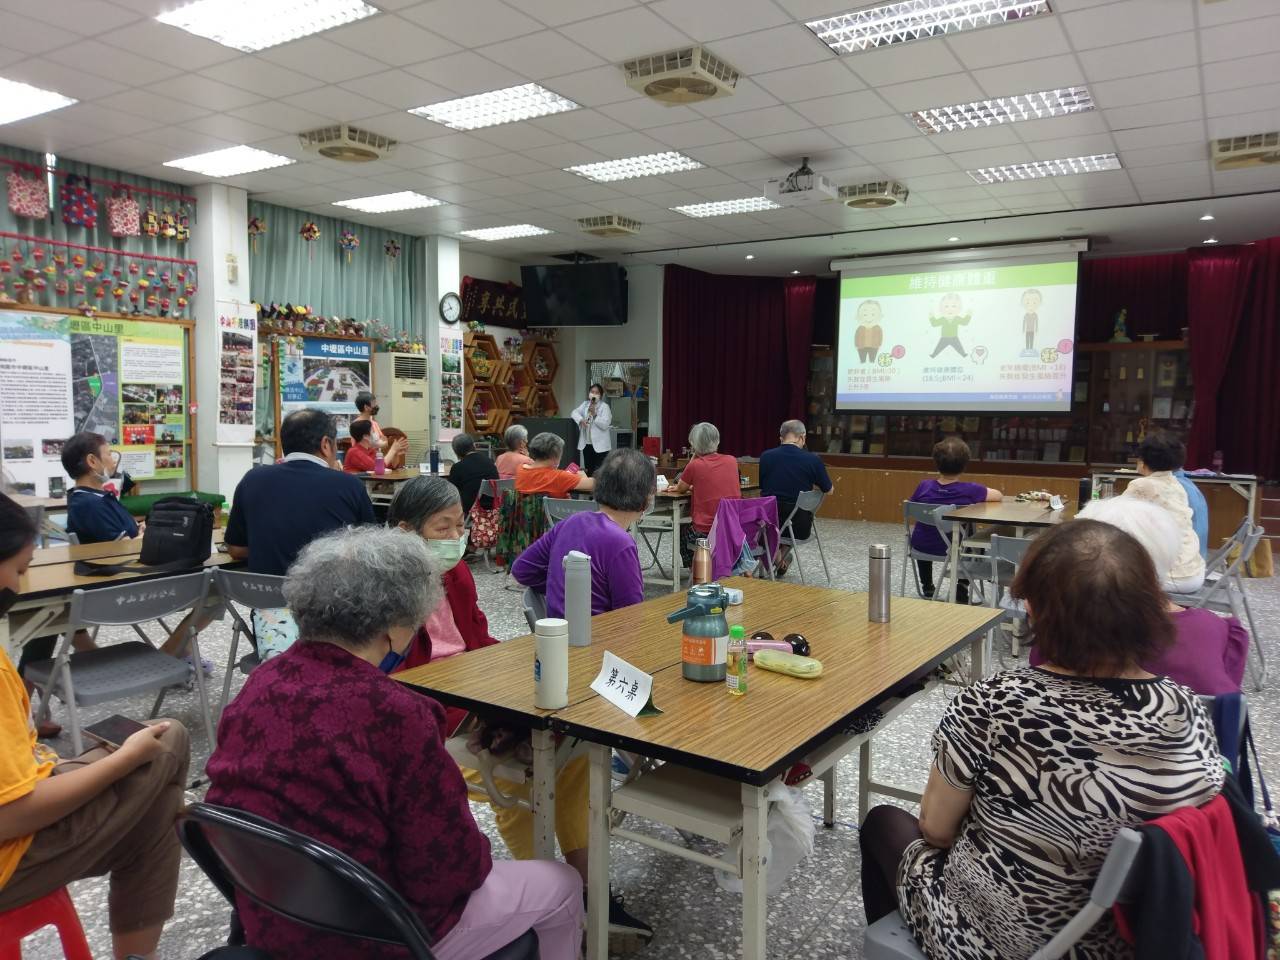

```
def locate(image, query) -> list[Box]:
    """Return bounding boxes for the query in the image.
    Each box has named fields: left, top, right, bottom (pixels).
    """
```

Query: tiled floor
left=17, top=518, right=1278, bottom=959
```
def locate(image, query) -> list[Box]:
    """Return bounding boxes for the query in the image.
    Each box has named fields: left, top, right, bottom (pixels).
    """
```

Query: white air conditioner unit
left=1212, top=132, right=1280, bottom=171
left=578, top=215, right=642, bottom=237
left=765, top=157, right=839, bottom=206
left=623, top=46, right=739, bottom=105
left=299, top=124, right=397, bottom=162
left=839, top=180, right=910, bottom=209
left=372, top=352, right=430, bottom=467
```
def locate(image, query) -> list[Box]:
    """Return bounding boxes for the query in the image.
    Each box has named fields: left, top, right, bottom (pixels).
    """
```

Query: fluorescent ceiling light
left=966, top=152, right=1120, bottom=183
left=791, top=269, right=800, bottom=275
left=459, top=224, right=551, bottom=241
left=567, top=151, right=702, bottom=183
left=1203, top=237, right=1219, bottom=245
left=910, top=86, right=1093, bottom=134
left=671, top=196, right=781, bottom=218
left=410, top=83, right=579, bottom=131
left=0, top=77, right=76, bottom=125
left=333, top=191, right=443, bottom=213
left=806, top=0, right=1051, bottom=54
left=157, top=0, right=378, bottom=52
left=1200, top=213, right=1215, bottom=221
left=163, top=145, right=295, bottom=177
left=744, top=254, right=755, bottom=260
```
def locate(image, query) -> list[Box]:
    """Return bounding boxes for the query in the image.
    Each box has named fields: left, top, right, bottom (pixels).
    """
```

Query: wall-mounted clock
left=440, top=292, right=462, bottom=324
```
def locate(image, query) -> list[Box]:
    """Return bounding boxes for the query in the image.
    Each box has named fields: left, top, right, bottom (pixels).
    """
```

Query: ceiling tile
left=1206, top=82, right=1280, bottom=119
left=181, top=113, right=280, bottom=144
left=403, top=51, right=529, bottom=96
left=925, top=124, right=1022, bottom=152
left=469, top=152, right=553, bottom=176
left=1, top=58, right=127, bottom=101
left=478, top=31, right=604, bottom=78
left=47, top=39, right=181, bottom=85
left=542, top=65, right=633, bottom=107
left=647, top=0, right=790, bottom=42
left=878, top=73, right=986, bottom=113
left=875, top=154, right=958, bottom=179
left=528, top=109, right=630, bottom=141
left=96, top=88, right=213, bottom=121
left=470, top=176, right=543, bottom=196
left=597, top=95, right=693, bottom=129
left=1102, top=96, right=1204, bottom=131
left=1120, top=141, right=1209, bottom=169
left=226, top=100, right=332, bottom=134
left=415, top=133, right=508, bottom=159
left=792, top=89, right=895, bottom=127
left=286, top=161, right=364, bottom=184
left=1024, top=133, right=1118, bottom=161
left=984, top=179, right=1066, bottom=199
left=1111, top=120, right=1205, bottom=152
left=11, top=0, right=140, bottom=33
left=689, top=79, right=782, bottom=118
left=100, top=20, right=241, bottom=69
left=1203, top=53, right=1280, bottom=96
left=846, top=40, right=965, bottom=87
left=943, top=17, right=1071, bottom=70
left=0, top=45, right=25, bottom=70
left=261, top=37, right=388, bottom=82
left=153, top=74, right=266, bottom=112
left=523, top=142, right=610, bottom=167
left=560, top=7, right=692, bottom=62
left=1014, top=111, right=1111, bottom=142
left=1075, top=33, right=1199, bottom=83
left=399, top=0, right=544, bottom=46
left=0, top=12, right=80, bottom=53
left=754, top=60, right=864, bottom=103
left=470, top=122, right=565, bottom=150
left=518, top=0, right=637, bottom=27
left=1201, top=15, right=1280, bottom=63
left=1092, top=68, right=1201, bottom=110
left=340, top=70, right=454, bottom=110
left=200, top=57, right=324, bottom=97
left=855, top=137, right=940, bottom=162
left=1197, top=0, right=1280, bottom=26
left=715, top=104, right=811, bottom=138
left=1206, top=109, right=1280, bottom=141
left=53, top=102, right=162, bottom=137
left=520, top=169, right=589, bottom=190
left=825, top=114, right=918, bottom=146
left=752, top=128, right=844, bottom=159
left=1061, top=0, right=1195, bottom=49
left=578, top=130, right=669, bottom=158
left=324, top=15, right=461, bottom=67
left=950, top=144, right=1035, bottom=169
left=683, top=139, right=770, bottom=166
left=348, top=110, right=443, bottom=143
left=282, top=86, right=392, bottom=122
left=646, top=118, right=738, bottom=149
left=972, top=55, right=1086, bottom=99
left=708, top=24, right=830, bottom=75
left=134, top=126, right=237, bottom=156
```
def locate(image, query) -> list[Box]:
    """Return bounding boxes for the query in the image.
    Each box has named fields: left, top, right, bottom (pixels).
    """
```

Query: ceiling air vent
left=578, top=215, right=642, bottom=238
left=840, top=181, right=910, bottom=209
left=299, top=124, right=397, bottom=162
left=623, top=46, right=739, bottom=105
left=1212, top=132, right=1280, bottom=171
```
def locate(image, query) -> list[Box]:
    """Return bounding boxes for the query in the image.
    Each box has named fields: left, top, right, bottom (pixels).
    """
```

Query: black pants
left=859, top=805, right=924, bottom=923
left=17, top=635, right=57, bottom=675
left=581, top=443, right=606, bottom=477
left=776, top=498, right=814, bottom=540
left=930, top=336, right=966, bottom=358
left=916, top=560, right=968, bottom=604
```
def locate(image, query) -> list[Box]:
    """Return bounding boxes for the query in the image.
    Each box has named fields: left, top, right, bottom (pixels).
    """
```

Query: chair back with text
left=543, top=497, right=597, bottom=526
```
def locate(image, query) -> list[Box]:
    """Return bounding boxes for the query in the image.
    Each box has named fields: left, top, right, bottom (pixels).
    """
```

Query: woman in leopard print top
left=860, top=519, right=1223, bottom=959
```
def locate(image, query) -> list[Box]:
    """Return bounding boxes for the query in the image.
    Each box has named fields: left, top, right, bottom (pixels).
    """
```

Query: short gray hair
left=688, top=422, right=720, bottom=456
left=503, top=423, right=528, bottom=452
left=780, top=419, right=806, bottom=440
left=529, top=431, right=564, bottom=463
left=387, top=476, right=461, bottom=533
left=594, top=448, right=655, bottom=512
left=283, top=526, right=441, bottom=649
left=1077, top=497, right=1182, bottom=580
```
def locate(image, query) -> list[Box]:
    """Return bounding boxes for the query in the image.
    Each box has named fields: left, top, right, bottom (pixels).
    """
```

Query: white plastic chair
left=778, top=490, right=831, bottom=585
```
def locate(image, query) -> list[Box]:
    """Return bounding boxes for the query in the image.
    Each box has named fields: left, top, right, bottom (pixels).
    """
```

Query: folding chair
left=634, top=499, right=675, bottom=580
left=777, top=490, right=831, bottom=585
left=864, top=828, right=1143, bottom=960
left=212, top=568, right=286, bottom=717
left=521, top=588, right=547, bottom=633
left=176, top=804, right=538, bottom=960
left=901, top=502, right=948, bottom=598
left=24, top=570, right=218, bottom=755
left=543, top=497, right=597, bottom=526
left=477, top=478, right=513, bottom=574
left=988, top=534, right=1034, bottom=656
left=931, top=506, right=997, bottom=605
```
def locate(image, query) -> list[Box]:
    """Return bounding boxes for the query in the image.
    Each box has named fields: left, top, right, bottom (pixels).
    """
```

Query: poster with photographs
left=439, top=334, right=464, bottom=435
left=217, top=311, right=258, bottom=443
left=117, top=320, right=186, bottom=480
left=0, top=312, right=74, bottom=498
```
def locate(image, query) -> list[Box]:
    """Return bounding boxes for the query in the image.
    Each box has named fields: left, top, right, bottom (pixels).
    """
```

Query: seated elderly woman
left=513, top=448, right=651, bottom=617
left=206, top=526, right=583, bottom=960
left=515, top=431, right=593, bottom=498
left=1029, top=497, right=1248, bottom=694
left=496, top=423, right=532, bottom=479
left=1121, top=429, right=1206, bottom=593
left=386, top=476, right=654, bottom=949
left=860, top=519, right=1223, bottom=958
left=671, top=421, right=740, bottom=565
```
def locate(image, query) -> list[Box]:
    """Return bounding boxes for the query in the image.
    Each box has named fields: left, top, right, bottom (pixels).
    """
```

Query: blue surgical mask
left=378, top=635, right=412, bottom=674
left=425, top=532, right=468, bottom=567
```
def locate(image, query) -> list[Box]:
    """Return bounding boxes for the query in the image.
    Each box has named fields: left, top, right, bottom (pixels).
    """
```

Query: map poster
left=0, top=313, right=73, bottom=498
left=279, top=336, right=371, bottom=434
left=217, top=311, right=257, bottom=444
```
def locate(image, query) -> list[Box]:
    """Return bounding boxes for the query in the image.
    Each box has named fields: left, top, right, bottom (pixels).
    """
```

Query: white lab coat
left=571, top=398, right=613, bottom=452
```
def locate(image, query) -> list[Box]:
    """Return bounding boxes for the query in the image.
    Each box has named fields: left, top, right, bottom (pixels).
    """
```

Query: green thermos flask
left=668, top=583, right=729, bottom=682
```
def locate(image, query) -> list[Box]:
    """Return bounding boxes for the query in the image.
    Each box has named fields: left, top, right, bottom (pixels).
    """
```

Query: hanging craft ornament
left=384, top=238, right=401, bottom=266
left=299, top=220, right=320, bottom=261
left=338, top=229, right=359, bottom=264
left=247, top=216, right=266, bottom=254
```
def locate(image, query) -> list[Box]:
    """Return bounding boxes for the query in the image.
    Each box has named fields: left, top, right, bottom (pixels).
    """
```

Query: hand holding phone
left=114, top=722, right=170, bottom=768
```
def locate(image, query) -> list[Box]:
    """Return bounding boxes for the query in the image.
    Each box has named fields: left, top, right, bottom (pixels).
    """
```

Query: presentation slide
left=836, top=259, right=1078, bottom=412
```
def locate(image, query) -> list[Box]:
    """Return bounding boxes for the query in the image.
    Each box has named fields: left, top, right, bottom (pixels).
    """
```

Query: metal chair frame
left=777, top=489, right=831, bottom=585
left=212, top=568, right=287, bottom=717
left=543, top=497, right=598, bottom=526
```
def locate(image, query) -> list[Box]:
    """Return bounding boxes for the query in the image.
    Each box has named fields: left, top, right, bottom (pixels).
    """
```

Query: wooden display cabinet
left=527, top=384, right=559, bottom=417
left=466, top=383, right=509, bottom=435
left=523, top=338, right=558, bottom=383
left=465, top=333, right=503, bottom=383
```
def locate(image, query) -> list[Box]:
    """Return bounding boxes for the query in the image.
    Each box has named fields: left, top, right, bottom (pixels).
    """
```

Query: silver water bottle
left=563, top=550, right=592, bottom=647
left=869, top=543, right=891, bottom=623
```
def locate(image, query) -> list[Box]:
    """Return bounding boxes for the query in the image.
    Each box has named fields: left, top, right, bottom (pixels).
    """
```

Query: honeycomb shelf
left=464, top=333, right=559, bottom=437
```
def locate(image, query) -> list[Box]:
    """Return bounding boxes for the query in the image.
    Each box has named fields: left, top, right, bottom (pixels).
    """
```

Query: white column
left=190, top=183, right=253, bottom=500
left=422, top=235, right=460, bottom=445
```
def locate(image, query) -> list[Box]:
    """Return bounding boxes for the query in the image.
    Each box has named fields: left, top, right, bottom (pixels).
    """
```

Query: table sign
left=590, top=650, right=662, bottom=718
left=1049, top=494, right=1064, bottom=511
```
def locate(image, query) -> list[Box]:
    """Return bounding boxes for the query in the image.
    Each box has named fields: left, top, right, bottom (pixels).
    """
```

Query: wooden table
left=940, top=500, right=1070, bottom=603
left=640, top=485, right=762, bottom=593
left=1091, top=469, right=1259, bottom=525
left=11, top=493, right=68, bottom=513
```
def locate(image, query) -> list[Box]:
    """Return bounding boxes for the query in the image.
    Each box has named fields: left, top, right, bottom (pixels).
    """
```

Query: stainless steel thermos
left=869, top=543, right=891, bottom=623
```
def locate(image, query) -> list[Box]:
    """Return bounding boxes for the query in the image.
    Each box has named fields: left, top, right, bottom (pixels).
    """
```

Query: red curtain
left=1186, top=246, right=1258, bottom=468
left=1216, top=238, right=1280, bottom=478
left=662, top=265, right=814, bottom=457
left=1076, top=253, right=1188, bottom=343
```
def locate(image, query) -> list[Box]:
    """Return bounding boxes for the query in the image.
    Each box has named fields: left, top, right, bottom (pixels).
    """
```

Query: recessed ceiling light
left=806, top=0, right=1051, bottom=54
left=1203, top=237, right=1219, bottom=245
left=910, top=86, right=1094, bottom=134
left=567, top=151, right=703, bottom=183
left=1200, top=213, right=1215, bottom=221
left=966, top=152, right=1121, bottom=184
left=459, top=224, right=552, bottom=241
left=409, top=83, right=579, bottom=131
left=671, top=197, right=781, bottom=218
left=333, top=191, right=443, bottom=214
left=0, top=77, right=77, bottom=126
left=791, top=269, right=800, bottom=275
left=744, top=254, right=755, bottom=260
left=163, top=145, right=295, bottom=177
left=947, top=236, right=960, bottom=242
left=157, top=0, right=378, bottom=52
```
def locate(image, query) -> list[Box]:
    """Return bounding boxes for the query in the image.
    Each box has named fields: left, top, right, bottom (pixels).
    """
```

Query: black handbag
left=75, top=497, right=214, bottom=577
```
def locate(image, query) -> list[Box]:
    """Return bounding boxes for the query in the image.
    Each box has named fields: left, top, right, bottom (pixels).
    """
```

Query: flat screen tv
left=521, top=263, right=628, bottom=326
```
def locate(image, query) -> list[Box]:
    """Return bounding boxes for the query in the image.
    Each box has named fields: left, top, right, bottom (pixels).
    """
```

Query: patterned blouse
left=899, top=668, right=1223, bottom=959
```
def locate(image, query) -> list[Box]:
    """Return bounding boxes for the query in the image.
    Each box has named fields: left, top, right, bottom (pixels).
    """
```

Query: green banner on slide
left=841, top=260, right=1078, bottom=298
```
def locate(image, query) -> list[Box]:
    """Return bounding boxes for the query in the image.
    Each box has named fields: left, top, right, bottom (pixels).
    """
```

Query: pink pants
left=433, top=860, right=583, bottom=960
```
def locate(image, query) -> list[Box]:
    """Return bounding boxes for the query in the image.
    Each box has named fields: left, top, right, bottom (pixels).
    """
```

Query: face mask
left=371, top=405, right=380, bottom=416
left=425, top=532, right=468, bottom=567
left=378, top=636, right=410, bottom=674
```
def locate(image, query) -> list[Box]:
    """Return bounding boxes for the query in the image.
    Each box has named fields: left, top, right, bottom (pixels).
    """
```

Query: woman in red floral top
left=207, top=526, right=582, bottom=959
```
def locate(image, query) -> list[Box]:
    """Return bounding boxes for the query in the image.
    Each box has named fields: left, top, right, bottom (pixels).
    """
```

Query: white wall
left=460, top=250, right=522, bottom=285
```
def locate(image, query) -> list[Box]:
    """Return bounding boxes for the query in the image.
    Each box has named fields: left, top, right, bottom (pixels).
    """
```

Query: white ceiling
left=2, top=0, right=1279, bottom=271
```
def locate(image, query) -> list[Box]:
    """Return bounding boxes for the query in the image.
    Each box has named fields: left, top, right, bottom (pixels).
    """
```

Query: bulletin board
left=0, top=308, right=194, bottom=497
left=266, top=334, right=374, bottom=455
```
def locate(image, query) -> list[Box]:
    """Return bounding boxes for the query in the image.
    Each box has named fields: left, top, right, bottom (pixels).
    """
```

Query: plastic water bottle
left=374, top=448, right=385, bottom=476
left=726, top=625, right=747, bottom=696
left=868, top=543, right=891, bottom=623
left=562, top=550, right=592, bottom=648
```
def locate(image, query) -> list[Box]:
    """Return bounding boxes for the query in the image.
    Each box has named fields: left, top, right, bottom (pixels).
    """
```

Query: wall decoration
left=59, top=175, right=98, bottom=229
left=460, top=274, right=526, bottom=328
left=217, top=309, right=258, bottom=442
left=338, top=229, right=359, bottom=263
left=247, top=216, right=266, bottom=254
left=299, top=221, right=320, bottom=261
left=6, top=166, right=47, bottom=219
left=384, top=238, right=400, bottom=264
left=278, top=336, right=371, bottom=427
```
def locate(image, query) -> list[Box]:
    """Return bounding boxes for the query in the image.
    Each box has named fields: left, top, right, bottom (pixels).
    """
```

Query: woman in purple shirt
left=513, top=448, right=653, bottom=617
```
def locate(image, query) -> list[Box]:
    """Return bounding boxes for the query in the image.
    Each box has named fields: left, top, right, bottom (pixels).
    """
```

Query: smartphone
left=83, top=715, right=149, bottom=749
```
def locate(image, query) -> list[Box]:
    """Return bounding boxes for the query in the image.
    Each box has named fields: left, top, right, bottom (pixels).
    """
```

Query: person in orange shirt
left=0, top=493, right=190, bottom=960
left=496, top=424, right=533, bottom=480
left=515, top=432, right=593, bottom=499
